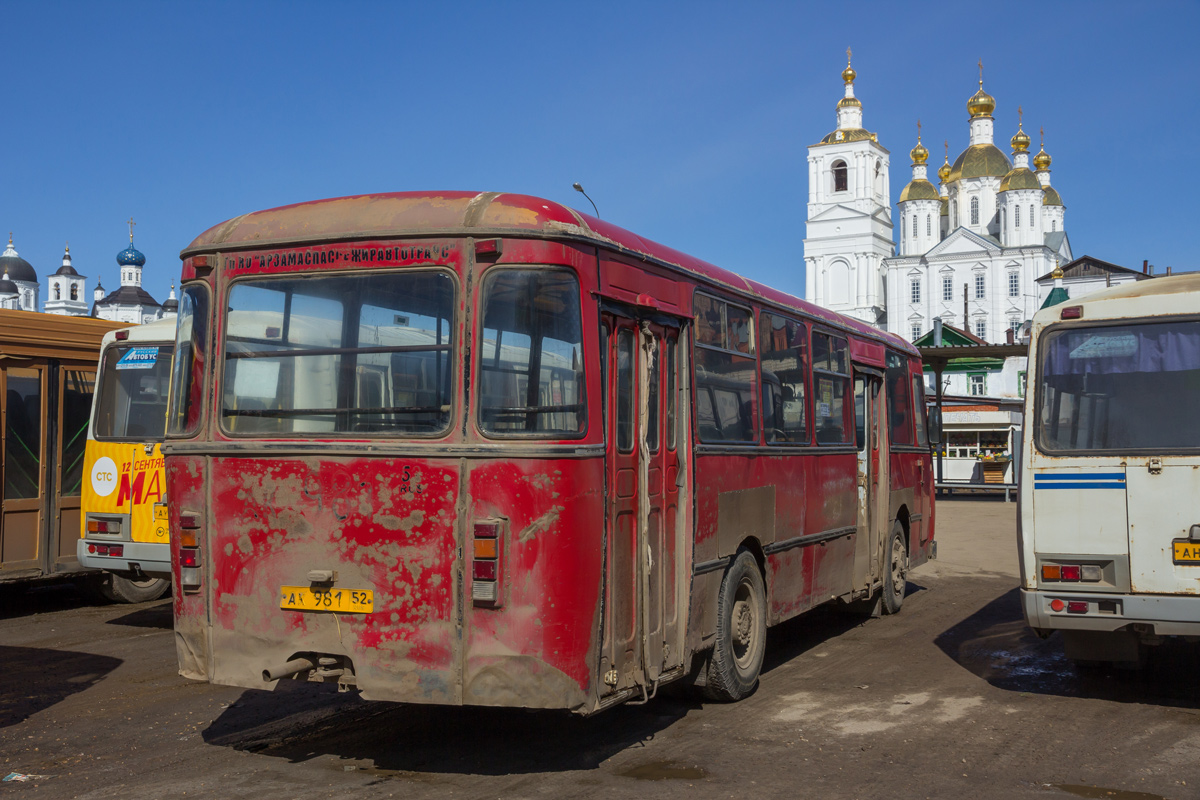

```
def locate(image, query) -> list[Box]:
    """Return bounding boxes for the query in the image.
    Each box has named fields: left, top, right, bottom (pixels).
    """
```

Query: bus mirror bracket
left=927, top=407, right=943, bottom=446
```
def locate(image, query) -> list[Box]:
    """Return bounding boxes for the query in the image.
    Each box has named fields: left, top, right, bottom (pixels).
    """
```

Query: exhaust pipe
left=262, top=657, right=315, bottom=682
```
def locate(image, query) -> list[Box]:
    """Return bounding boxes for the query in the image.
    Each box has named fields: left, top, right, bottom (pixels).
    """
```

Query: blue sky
left=3, top=1, right=1196, bottom=306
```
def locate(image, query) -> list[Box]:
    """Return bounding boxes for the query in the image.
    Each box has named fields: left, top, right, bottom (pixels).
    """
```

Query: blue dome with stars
left=116, top=243, right=146, bottom=267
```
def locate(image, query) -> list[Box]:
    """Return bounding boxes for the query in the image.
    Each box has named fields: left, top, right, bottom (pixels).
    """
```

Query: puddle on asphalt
left=1051, top=784, right=1170, bottom=800
left=619, top=760, right=706, bottom=781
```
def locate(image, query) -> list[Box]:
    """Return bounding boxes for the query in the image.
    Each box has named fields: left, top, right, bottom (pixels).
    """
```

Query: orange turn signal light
left=1042, top=564, right=1062, bottom=581
left=474, top=538, right=498, bottom=559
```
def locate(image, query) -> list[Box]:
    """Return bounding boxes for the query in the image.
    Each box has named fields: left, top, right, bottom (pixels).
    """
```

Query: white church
left=804, top=56, right=1072, bottom=343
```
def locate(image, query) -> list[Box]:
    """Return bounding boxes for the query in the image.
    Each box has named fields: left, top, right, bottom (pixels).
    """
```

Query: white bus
left=1020, top=273, right=1200, bottom=665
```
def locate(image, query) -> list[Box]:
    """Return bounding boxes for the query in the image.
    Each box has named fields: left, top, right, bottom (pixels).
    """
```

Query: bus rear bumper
left=1021, top=587, right=1200, bottom=637
left=77, top=539, right=172, bottom=580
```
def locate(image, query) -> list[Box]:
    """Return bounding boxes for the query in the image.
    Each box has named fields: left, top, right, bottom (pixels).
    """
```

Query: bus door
left=1, top=365, right=46, bottom=575
left=50, top=367, right=94, bottom=569
left=601, top=312, right=684, bottom=694
left=852, top=371, right=886, bottom=592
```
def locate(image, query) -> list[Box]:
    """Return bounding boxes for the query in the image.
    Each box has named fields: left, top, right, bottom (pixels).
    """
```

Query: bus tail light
left=115, top=329, right=130, bottom=340
left=90, top=543, right=124, bottom=557
left=1042, top=565, right=1062, bottom=581
left=87, top=519, right=120, bottom=534
left=179, top=512, right=202, bottom=591
left=1061, top=306, right=1083, bottom=320
left=1060, top=565, right=1081, bottom=581
left=1067, top=601, right=1088, bottom=614
left=1042, top=563, right=1103, bottom=583
left=471, top=521, right=503, bottom=608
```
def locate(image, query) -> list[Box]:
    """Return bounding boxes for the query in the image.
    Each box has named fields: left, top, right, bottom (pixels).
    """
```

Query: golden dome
left=910, top=138, right=929, bottom=165
left=899, top=179, right=939, bottom=202
left=938, top=159, right=952, bottom=183
left=998, top=167, right=1041, bottom=192
left=1011, top=127, right=1030, bottom=153
left=837, top=95, right=862, bottom=109
left=815, top=127, right=877, bottom=146
left=1051, top=260, right=1064, bottom=280
left=843, top=47, right=856, bottom=84
left=1042, top=186, right=1063, bottom=206
left=947, top=143, right=1011, bottom=182
left=1034, top=147, right=1052, bottom=171
left=968, top=86, right=995, bottom=118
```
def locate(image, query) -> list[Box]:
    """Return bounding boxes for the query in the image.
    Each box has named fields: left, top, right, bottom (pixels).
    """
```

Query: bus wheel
left=99, top=575, right=171, bottom=604
left=702, top=550, right=766, bottom=702
left=882, top=522, right=908, bottom=615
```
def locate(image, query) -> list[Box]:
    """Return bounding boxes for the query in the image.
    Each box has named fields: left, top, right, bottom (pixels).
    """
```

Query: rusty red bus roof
left=182, top=190, right=915, bottom=356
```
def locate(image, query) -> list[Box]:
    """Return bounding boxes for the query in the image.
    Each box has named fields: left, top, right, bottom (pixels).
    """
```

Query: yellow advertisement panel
left=81, top=441, right=168, bottom=544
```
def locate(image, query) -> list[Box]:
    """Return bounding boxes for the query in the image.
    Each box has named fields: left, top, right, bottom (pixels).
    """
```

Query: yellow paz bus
left=78, top=319, right=176, bottom=602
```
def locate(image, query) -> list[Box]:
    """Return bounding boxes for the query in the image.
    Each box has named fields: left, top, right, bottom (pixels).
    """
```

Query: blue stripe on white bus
left=1033, top=473, right=1125, bottom=490
left=1033, top=473, right=1126, bottom=482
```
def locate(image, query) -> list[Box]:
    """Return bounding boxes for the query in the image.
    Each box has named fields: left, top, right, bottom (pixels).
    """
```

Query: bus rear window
left=222, top=271, right=455, bottom=436
left=478, top=269, right=586, bottom=437
left=95, top=344, right=172, bottom=440
left=1038, top=320, right=1200, bottom=452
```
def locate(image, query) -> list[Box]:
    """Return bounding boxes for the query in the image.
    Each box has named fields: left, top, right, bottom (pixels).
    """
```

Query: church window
left=926, top=215, right=931, bottom=236
left=1002, top=207, right=1007, bottom=234
left=974, top=318, right=987, bottom=341
left=70, top=284, right=78, bottom=300
left=910, top=278, right=921, bottom=304
left=912, top=214, right=918, bottom=237
left=942, top=275, right=953, bottom=301
left=832, top=160, right=848, bottom=193
left=975, top=273, right=986, bottom=299
left=1052, top=219, right=1057, bottom=232
left=1009, top=272, right=1020, bottom=297
left=970, top=197, right=980, bottom=226
left=54, top=283, right=61, bottom=300
left=1014, top=205, right=1020, bottom=228
left=1009, top=316, right=1021, bottom=334
left=1029, top=205, right=1035, bottom=227
left=911, top=324, right=922, bottom=342
left=950, top=200, right=956, bottom=223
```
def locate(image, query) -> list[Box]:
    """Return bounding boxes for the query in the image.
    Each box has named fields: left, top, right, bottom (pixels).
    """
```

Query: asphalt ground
left=1, top=498, right=1198, bottom=800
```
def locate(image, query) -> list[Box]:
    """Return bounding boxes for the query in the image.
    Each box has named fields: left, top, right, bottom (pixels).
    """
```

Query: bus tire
left=99, top=574, right=171, bottom=604
left=702, top=550, right=766, bottom=702
left=882, top=522, right=908, bottom=615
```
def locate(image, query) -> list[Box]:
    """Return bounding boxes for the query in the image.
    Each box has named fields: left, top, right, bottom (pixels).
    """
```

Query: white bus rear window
left=1037, top=320, right=1200, bottom=452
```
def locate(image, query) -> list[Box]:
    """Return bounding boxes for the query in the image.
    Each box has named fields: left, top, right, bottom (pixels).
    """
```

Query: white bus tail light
left=471, top=521, right=503, bottom=608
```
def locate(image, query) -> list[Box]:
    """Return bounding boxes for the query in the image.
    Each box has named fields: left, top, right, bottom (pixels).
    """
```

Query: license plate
left=153, top=504, right=168, bottom=522
left=1172, top=541, right=1200, bottom=564
left=279, top=586, right=374, bottom=613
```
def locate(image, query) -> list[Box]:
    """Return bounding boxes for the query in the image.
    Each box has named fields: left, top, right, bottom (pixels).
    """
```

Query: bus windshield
left=222, top=271, right=455, bottom=436
left=1037, top=319, right=1200, bottom=452
left=94, top=344, right=172, bottom=440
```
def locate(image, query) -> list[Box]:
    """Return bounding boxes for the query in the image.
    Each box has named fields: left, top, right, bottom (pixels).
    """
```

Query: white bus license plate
left=280, top=586, right=374, bottom=613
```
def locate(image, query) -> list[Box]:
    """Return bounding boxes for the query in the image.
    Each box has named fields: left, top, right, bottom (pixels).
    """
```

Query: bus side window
left=759, top=312, right=809, bottom=444
left=692, top=293, right=757, bottom=443
left=885, top=351, right=914, bottom=446
left=812, top=331, right=850, bottom=445
left=912, top=375, right=929, bottom=447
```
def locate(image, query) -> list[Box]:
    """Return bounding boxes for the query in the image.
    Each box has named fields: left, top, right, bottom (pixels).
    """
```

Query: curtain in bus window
left=168, top=286, right=209, bottom=436
left=95, top=346, right=171, bottom=440
left=885, top=352, right=914, bottom=446
left=222, top=271, right=455, bottom=436
left=616, top=330, right=634, bottom=452
left=479, top=269, right=585, bottom=436
left=759, top=312, right=809, bottom=444
left=812, top=332, right=850, bottom=444
left=1038, top=320, right=1200, bottom=451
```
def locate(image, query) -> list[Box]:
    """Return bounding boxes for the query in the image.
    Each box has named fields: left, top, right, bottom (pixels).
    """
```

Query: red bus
left=166, top=191, right=935, bottom=713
